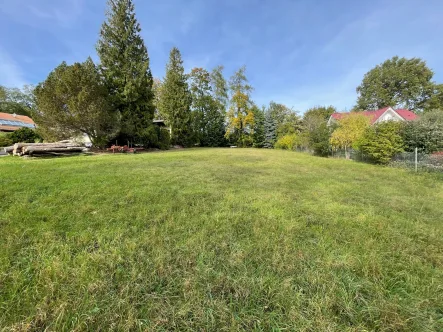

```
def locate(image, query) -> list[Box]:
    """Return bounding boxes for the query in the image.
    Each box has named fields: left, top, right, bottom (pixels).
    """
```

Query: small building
left=327, top=107, right=418, bottom=126
left=0, top=112, right=36, bottom=132
left=153, top=119, right=171, bottom=134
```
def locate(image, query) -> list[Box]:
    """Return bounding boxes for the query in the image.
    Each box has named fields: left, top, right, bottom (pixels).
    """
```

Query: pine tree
left=205, top=109, right=226, bottom=147
left=34, top=58, right=118, bottom=147
left=158, top=47, right=193, bottom=146
left=97, top=0, right=154, bottom=144
left=264, top=109, right=277, bottom=148
left=252, top=106, right=265, bottom=148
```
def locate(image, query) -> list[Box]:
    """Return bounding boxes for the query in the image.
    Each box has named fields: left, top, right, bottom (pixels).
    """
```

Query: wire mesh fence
left=329, top=148, right=443, bottom=172
left=390, top=151, right=443, bottom=172
left=280, top=146, right=443, bottom=173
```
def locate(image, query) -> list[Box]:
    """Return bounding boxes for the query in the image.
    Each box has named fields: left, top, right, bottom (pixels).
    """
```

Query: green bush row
left=0, top=128, right=42, bottom=147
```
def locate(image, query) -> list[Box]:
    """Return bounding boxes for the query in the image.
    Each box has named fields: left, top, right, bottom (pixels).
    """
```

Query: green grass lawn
left=1, top=149, right=442, bottom=331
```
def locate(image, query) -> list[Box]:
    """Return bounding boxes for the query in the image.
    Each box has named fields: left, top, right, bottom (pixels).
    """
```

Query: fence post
left=415, top=147, right=418, bottom=172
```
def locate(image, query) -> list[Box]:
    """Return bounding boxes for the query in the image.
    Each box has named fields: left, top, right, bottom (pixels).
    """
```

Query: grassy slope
left=0, top=149, right=442, bottom=331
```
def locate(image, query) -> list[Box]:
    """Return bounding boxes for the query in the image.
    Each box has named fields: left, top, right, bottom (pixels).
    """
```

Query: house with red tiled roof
left=0, top=112, right=36, bottom=132
left=327, top=107, right=418, bottom=126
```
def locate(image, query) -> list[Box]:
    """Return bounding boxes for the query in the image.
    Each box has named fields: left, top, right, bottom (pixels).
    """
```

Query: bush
left=8, top=128, right=42, bottom=144
left=275, top=134, right=298, bottom=150
left=158, top=128, right=171, bottom=150
left=402, top=110, right=443, bottom=154
left=0, top=135, right=13, bottom=147
left=358, top=121, right=404, bottom=164
left=329, top=113, right=370, bottom=159
left=274, top=133, right=309, bottom=150
left=140, top=126, right=170, bottom=150
left=309, top=123, right=331, bottom=156
left=140, top=126, right=159, bottom=148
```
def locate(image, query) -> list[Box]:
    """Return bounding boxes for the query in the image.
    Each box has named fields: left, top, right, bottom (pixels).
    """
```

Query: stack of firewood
left=4, top=142, right=88, bottom=157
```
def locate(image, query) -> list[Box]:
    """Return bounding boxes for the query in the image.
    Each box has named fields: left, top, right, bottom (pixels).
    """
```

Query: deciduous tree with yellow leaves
left=225, top=66, right=255, bottom=147
left=330, top=113, right=370, bottom=159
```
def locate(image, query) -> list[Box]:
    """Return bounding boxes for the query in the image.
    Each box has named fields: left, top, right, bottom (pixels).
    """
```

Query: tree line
left=272, top=56, right=443, bottom=163
left=327, top=110, right=443, bottom=163
left=0, top=0, right=305, bottom=150
left=1, top=0, right=442, bottom=155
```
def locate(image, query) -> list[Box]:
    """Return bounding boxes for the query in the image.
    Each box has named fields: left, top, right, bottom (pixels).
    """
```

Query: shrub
left=329, top=113, right=370, bottom=159
left=140, top=126, right=170, bottom=150
left=402, top=110, right=443, bottom=154
left=158, top=128, right=171, bottom=150
left=0, top=135, right=13, bottom=147
left=309, top=123, right=331, bottom=157
left=274, top=133, right=309, bottom=150
left=358, top=121, right=404, bottom=164
left=275, top=134, right=298, bottom=150
left=8, top=128, right=42, bottom=144
left=140, top=125, right=159, bottom=148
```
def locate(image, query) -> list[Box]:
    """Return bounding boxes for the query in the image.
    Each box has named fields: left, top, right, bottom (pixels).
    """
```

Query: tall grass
left=1, top=149, right=442, bottom=330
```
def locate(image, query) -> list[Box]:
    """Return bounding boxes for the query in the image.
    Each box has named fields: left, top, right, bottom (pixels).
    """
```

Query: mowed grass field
left=1, top=149, right=442, bottom=331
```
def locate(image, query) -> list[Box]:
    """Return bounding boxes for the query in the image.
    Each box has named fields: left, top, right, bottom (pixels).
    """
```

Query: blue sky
left=1, top=0, right=442, bottom=112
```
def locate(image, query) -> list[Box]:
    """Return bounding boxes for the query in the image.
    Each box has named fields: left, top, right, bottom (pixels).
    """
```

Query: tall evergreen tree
left=158, top=47, right=193, bottom=146
left=96, top=0, right=154, bottom=144
left=252, top=106, right=265, bottom=148
left=264, top=109, right=277, bottom=148
left=204, top=109, right=226, bottom=147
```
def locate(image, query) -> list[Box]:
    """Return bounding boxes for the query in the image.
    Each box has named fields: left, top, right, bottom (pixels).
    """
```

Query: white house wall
left=374, top=108, right=404, bottom=124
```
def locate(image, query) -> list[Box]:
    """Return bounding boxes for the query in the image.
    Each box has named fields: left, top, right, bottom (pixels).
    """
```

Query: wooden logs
left=7, top=142, right=88, bottom=157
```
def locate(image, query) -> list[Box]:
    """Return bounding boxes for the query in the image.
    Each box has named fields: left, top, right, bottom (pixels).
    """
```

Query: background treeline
left=0, top=0, right=308, bottom=150
left=322, top=110, right=443, bottom=164
left=272, top=56, right=443, bottom=164
left=1, top=0, right=443, bottom=157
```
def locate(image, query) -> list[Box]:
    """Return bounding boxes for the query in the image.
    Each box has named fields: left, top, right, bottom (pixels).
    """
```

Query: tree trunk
left=11, top=142, right=86, bottom=156
left=4, top=146, right=14, bottom=154
left=25, top=147, right=86, bottom=155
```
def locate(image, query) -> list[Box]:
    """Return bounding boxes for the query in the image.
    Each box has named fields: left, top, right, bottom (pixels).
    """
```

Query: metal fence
left=330, top=149, right=367, bottom=161
left=329, top=148, right=443, bottom=173
left=390, top=151, right=443, bottom=172
left=278, top=146, right=443, bottom=173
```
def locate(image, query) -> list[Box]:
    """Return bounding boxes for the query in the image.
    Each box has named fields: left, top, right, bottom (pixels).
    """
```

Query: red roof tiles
left=0, top=112, right=35, bottom=124
left=330, top=107, right=418, bottom=125
left=395, top=109, right=418, bottom=121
